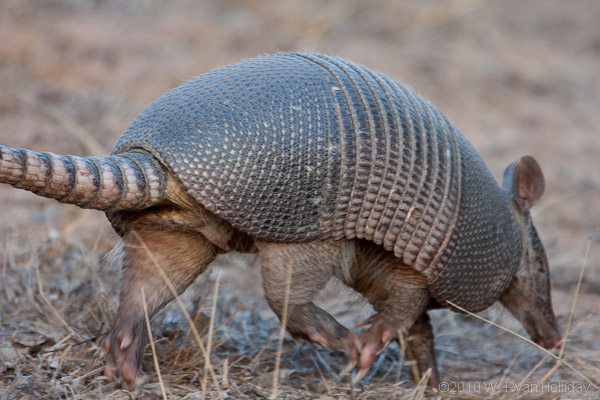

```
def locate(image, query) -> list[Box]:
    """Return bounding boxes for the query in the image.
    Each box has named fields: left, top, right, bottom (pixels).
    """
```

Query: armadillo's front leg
left=256, top=240, right=360, bottom=358
left=343, top=240, right=430, bottom=382
left=346, top=297, right=429, bottom=382
left=102, top=225, right=216, bottom=390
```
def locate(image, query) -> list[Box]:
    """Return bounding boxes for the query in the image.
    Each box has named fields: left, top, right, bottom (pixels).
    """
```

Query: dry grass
left=1, top=228, right=598, bottom=399
left=1, top=0, right=599, bottom=399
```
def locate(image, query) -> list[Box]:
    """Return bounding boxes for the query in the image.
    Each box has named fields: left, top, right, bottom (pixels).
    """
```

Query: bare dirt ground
left=1, top=0, right=599, bottom=398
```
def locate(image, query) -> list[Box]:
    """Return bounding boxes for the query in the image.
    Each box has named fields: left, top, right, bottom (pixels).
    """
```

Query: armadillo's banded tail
left=0, top=146, right=166, bottom=210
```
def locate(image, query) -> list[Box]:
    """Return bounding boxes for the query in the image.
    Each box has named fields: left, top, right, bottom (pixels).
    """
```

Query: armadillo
left=0, top=53, right=561, bottom=388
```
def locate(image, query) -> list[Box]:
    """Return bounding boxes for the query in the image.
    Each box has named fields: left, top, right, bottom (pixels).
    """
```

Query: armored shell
left=114, top=53, right=520, bottom=311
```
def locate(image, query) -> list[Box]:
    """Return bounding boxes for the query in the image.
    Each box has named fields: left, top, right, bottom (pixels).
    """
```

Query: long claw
left=355, top=314, right=378, bottom=328
left=376, top=339, right=391, bottom=356
left=352, top=366, right=370, bottom=384
left=340, top=359, right=357, bottom=378
left=352, top=334, right=363, bottom=353
left=120, top=333, right=133, bottom=350
left=340, top=333, right=362, bottom=378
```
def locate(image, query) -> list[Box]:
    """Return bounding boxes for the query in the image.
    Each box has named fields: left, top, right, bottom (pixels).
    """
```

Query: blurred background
left=0, top=0, right=598, bottom=398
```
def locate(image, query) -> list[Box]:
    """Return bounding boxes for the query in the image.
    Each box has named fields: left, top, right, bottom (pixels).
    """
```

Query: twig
left=77, top=226, right=109, bottom=294
left=533, top=239, right=592, bottom=390
left=38, top=329, right=109, bottom=355
left=559, top=239, right=590, bottom=359
left=312, top=356, right=333, bottom=398
left=515, top=353, right=549, bottom=389
left=18, top=91, right=108, bottom=156
left=401, top=334, right=421, bottom=385
left=202, top=272, right=221, bottom=400
left=35, top=262, right=80, bottom=340
left=446, top=301, right=597, bottom=389
left=495, top=350, right=520, bottom=396
left=313, top=348, right=341, bottom=382
left=393, top=334, right=408, bottom=399
left=142, top=288, right=167, bottom=400
left=1, top=239, right=8, bottom=304
left=56, top=209, right=94, bottom=247
left=222, top=357, right=229, bottom=391
left=409, top=368, right=430, bottom=400
left=248, top=337, right=275, bottom=367
left=447, top=301, right=558, bottom=359
left=270, top=262, right=293, bottom=399
left=132, top=231, right=223, bottom=398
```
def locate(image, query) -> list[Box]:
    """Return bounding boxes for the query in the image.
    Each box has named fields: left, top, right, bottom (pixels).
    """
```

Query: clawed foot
left=306, top=329, right=362, bottom=361
left=282, top=302, right=363, bottom=364
left=341, top=314, right=404, bottom=383
left=102, top=316, right=147, bottom=390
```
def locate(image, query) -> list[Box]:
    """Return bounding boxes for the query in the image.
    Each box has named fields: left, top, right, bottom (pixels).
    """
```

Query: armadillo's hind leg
left=102, top=223, right=217, bottom=390
left=405, top=312, right=439, bottom=387
left=256, top=240, right=361, bottom=360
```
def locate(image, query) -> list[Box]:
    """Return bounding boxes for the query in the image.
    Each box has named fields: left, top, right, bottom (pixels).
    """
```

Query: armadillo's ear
left=502, top=155, right=545, bottom=213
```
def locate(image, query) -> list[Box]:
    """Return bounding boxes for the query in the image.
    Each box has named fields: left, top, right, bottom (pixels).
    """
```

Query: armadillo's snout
left=536, top=334, right=563, bottom=350
left=522, top=309, right=562, bottom=351
left=530, top=318, right=563, bottom=350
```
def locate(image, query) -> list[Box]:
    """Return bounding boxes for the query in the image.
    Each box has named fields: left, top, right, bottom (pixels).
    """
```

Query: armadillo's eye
left=535, top=259, right=547, bottom=273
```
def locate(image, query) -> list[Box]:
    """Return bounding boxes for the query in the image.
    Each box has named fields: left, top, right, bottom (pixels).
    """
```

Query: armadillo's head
left=499, top=155, right=562, bottom=350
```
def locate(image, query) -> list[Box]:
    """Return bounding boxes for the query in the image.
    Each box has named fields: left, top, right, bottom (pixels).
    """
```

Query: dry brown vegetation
left=1, top=0, right=599, bottom=398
